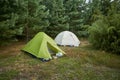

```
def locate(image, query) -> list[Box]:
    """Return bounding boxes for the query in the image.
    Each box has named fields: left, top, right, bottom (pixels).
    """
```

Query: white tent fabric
left=55, top=31, right=80, bottom=47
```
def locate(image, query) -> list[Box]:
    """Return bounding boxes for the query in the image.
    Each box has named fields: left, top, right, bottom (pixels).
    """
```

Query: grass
left=0, top=41, right=120, bottom=80
left=0, top=70, right=19, bottom=80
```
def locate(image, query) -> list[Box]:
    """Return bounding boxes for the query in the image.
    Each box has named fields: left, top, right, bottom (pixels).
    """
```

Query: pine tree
left=43, top=0, right=69, bottom=37
left=64, top=0, right=81, bottom=31
left=27, top=0, right=49, bottom=40
left=0, top=0, right=21, bottom=45
left=64, top=0, right=84, bottom=37
left=0, top=0, right=50, bottom=44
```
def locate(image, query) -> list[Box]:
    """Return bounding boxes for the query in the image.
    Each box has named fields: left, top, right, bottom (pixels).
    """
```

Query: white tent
left=55, top=31, right=80, bottom=47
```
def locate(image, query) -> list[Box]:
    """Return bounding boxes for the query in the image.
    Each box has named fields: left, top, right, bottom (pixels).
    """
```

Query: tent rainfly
left=22, top=32, right=65, bottom=60
left=55, top=31, right=80, bottom=47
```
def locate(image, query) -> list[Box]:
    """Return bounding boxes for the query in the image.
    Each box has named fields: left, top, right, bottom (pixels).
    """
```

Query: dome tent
left=22, top=32, right=65, bottom=61
left=55, top=31, right=80, bottom=47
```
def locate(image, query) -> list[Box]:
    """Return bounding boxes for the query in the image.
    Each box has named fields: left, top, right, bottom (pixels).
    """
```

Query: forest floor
left=0, top=40, right=120, bottom=80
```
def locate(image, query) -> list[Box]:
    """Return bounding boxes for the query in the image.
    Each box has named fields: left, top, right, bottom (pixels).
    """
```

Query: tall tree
left=64, top=0, right=80, bottom=30
left=43, top=0, right=69, bottom=37
left=64, top=0, right=85, bottom=37
left=26, top=0, right=49, bottom=40
left=0, top=0, right=50, bottom=44
left=0, top=0, right=21, bottom=44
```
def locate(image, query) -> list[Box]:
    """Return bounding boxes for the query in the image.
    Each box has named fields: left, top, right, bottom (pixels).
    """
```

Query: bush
left=88, top=14, right=120, bottom=54
left=76, top=25, right=89, bottom=38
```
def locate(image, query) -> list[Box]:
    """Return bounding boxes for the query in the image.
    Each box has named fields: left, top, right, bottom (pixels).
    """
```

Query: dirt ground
left=0, top=41, right=25, bottom=58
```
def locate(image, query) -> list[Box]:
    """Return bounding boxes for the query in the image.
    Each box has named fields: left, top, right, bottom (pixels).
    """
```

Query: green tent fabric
left=22, top=32, right=65, bottom=59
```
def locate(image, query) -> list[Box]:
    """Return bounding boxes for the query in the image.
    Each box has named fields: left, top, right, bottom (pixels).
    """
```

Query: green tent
left=22, top=32, right=65, bottom=59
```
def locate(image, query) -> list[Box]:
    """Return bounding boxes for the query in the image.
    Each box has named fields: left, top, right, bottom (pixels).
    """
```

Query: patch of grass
left=78, top=45, right=120, bottom=69
left=89, top=52, right=120, bottom=69
left=0, top=70, right=19, bottom=80
left=0, top=55, right=19, bottom=67
left=0, top=41, right=120, bottom=80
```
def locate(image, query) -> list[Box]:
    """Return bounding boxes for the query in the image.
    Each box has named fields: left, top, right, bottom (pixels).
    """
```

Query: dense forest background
left=0, top=0, right=120, bottom=53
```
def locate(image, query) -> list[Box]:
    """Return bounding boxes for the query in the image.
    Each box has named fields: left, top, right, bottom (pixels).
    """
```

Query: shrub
left=88, top=14, right=120, bottom=54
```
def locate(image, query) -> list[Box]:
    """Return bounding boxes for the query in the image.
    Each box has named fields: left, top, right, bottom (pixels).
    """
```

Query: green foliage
left=0, top=0, right=91, bottom=42
left=43, top=0, right=69, bottom=37
left=0, top=0, right=23, bottom=45
left=88, top=0, right=120, bottom=54
left=0, top=0, right=50, bottom=43
left=26, top=0, right=50, bottom=38
left=42, top=0, right=88, bottom=38
left=89, top=13, right=120, bottom=54
left=89, top=19, right=108, bottom=49
left=64, top=0, right=83, bottom=32
left=0, top=0, right=120, bottom=48
left=76, top=25, right=89, bottom=37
